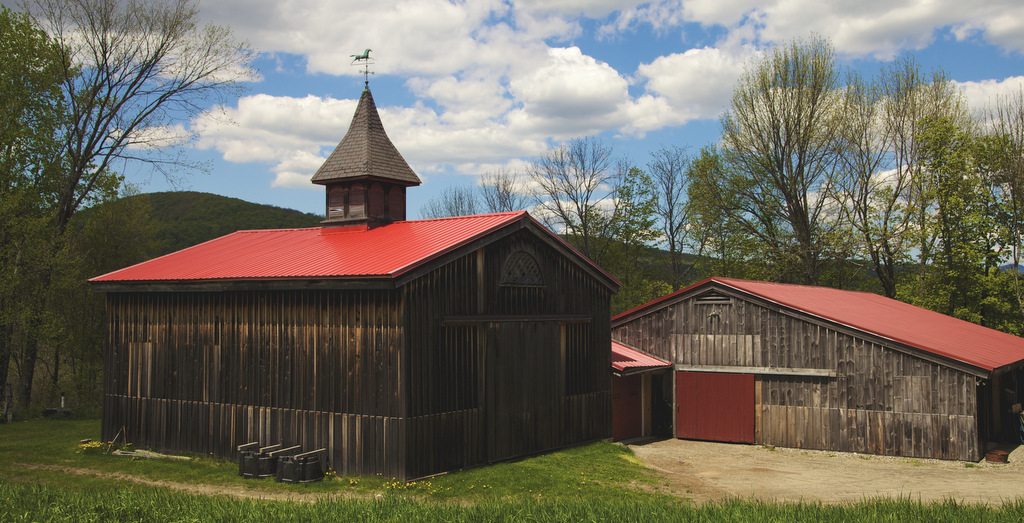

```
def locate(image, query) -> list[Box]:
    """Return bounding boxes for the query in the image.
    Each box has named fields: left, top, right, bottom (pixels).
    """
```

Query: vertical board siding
left=612, top=290, right=980, bottom=461
left=402, top=229, right=611, bottom=479
left=103, top=289, right=406, bottom=478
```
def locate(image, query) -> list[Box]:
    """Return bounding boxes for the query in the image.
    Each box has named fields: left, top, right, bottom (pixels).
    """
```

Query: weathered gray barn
left=90, top=88, right=618, bottom=480
left=611, top=277, right=1024, bottom=461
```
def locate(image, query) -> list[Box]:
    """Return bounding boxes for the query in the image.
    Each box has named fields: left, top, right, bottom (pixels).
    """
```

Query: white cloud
left=512, top=0, right=644, bottom=18
left=956, top=76, right=1024, bottom=116
left=507, top=47, right=632, bottom=136
left=637, top=46, right=752, bottom=122
left=270, top=150, right=326, bottom=189
left=201, top=0, right=558, bottom=77
left=193, top=94, right=356, bottom=163
left=673, top=0, right=1024, bottom=59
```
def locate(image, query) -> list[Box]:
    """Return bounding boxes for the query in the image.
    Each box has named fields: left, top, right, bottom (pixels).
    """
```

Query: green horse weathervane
left=351, top=48, right=374, bottom=87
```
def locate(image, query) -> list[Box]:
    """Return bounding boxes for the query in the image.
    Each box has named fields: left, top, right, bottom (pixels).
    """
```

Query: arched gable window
left=500, top=251, right=544, bottom=287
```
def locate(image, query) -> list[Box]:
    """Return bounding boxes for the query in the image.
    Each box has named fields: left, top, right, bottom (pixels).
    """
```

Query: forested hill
left=136, top=191, right=323, bottom=256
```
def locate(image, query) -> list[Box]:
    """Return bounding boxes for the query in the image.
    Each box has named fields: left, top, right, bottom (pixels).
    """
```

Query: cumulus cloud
left=637, top=46, right=752, bottom=123
left=193, top=94, right=356, bottom=163
left=507, top=47, right=631, bottom=136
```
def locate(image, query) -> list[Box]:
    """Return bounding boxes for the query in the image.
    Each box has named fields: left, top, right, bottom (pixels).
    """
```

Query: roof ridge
left=234, top=227, right=322, bottom=233
left=401, top=210, right=526, bottom=224
left=714, top=276, right=890, bottom=298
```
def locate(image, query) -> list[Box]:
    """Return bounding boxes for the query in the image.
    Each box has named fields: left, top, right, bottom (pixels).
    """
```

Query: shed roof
left=612, top=341, right=671, bottom=375
left=613, top=277, right=1024, bottom=375
left=90, top=211, right=617, bottom=290
left=310, top=88, right=421, bottom=186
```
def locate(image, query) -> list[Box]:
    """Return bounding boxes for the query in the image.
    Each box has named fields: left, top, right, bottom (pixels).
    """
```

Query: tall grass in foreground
left=3, top=482, right=1024, bottom=523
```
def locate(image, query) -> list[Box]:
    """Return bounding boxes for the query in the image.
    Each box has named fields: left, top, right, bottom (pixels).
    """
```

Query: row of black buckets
left=237, top=442, right=326, bottom=483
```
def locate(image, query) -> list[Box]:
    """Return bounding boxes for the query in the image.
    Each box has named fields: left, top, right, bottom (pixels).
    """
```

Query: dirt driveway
left=628, top=439, right=1024, bottom=505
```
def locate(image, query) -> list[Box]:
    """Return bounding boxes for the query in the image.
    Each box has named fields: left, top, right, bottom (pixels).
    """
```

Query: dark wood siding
left=612, top=287, right=980, bottom=461
left=402, top=229, right=611, bottom=479
left=103, top=289, right=407, bottom=478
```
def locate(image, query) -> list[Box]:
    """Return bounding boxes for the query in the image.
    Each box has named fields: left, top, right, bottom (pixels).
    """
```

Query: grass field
left=3, top=418, right=1024, bottom=521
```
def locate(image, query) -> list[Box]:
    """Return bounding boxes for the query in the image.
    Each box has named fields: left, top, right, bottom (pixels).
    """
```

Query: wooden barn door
left=676, top=371, right=754, bottom=443
left=485, top=321, right=560, bottom=463
left=612, top=374, right=642, bottom=440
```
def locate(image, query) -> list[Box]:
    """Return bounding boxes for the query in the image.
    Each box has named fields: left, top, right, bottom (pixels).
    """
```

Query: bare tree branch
left=24, top=0, right=258, bottom=231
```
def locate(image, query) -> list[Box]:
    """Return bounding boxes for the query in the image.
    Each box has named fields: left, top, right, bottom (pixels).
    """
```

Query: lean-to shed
left=90, top=88, right=619, bottom=480
left=610, top=341, right=671, bottom=441
left=611, top=277, right=1024, bottom=461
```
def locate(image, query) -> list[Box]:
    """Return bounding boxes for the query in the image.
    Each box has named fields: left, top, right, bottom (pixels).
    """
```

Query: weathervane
left=351, top=48, right=374, bottom=88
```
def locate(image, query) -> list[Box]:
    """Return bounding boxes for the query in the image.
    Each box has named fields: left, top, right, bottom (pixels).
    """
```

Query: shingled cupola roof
left=311, top=88, right=421, bottom=187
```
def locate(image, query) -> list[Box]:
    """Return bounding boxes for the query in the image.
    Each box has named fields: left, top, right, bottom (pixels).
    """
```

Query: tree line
left=424, top=37, right=1024, bottom=332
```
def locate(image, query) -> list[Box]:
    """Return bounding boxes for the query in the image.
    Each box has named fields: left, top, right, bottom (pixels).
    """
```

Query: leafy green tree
left=979, top=89, right=1024, bottom=327
left=717, top=36, right=850, bottom=285
left=684, top=145, right=764, bottom=280
left=51, top=191, right=155, bottom=408
left=899, top=116, right=1006, bottom=328
left=603, top=167, right=663, bottom=313
left=0, top=5, right=68, bottom=406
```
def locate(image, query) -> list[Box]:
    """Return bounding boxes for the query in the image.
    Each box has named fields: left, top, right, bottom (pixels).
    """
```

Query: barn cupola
left=312, top=88, right=421, bottom=227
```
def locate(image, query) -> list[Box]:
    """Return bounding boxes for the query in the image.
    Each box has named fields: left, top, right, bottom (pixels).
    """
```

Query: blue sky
left=126, top=0, right=1024, bottom=218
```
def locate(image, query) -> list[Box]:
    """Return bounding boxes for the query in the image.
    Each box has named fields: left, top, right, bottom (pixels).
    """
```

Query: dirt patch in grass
left=21, top=463, right=362, bottom=503
left=628, top=438, right=1024, bottom=505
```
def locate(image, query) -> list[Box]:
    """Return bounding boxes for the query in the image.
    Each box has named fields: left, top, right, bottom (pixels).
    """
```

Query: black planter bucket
left=276, top=448, right=325, bottom=483
left=300, top=455, right=324, bottom=483
left=254, top=444, right=283, bottom=478
left=276, top=455, right=299, bottom=483
left=237, top=442, right=260, bottom=478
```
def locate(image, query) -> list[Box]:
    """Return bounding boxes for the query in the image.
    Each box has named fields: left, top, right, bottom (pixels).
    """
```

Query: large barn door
left=485, top=321, right=560, bottom=463
left=676, top=371, right=754, bottom=443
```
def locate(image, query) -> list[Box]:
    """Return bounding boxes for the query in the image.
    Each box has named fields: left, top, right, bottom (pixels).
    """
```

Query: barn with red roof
left=611, top=277, right=1024, bottom=461
left=91, top=87, right=619, bottom=480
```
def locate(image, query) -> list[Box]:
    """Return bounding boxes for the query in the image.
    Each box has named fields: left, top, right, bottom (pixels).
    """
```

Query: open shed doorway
left=978, top=367, right=1024, bottom=450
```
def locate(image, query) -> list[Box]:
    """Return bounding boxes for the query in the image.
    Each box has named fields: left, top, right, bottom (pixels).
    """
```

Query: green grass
left=0, top=418, right=676, bottom=503
left=4, top=482, right=1024, bottom=522
left=3, top=419, right=1024, bottom=521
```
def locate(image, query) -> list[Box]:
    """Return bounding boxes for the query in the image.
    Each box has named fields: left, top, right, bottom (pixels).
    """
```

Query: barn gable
left=611, top=277, right=1024, bottom=461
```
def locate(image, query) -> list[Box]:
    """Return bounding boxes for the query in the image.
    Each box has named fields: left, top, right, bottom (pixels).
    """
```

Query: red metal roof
left=613, top=277, right=1024, bottom=374
left=91, top=212, right=529, bottom=283
left=611, top=341, right=671, bottom=373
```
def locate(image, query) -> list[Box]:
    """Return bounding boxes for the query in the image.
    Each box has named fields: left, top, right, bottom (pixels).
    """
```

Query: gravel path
left=628, top=438, right=1024, bottom=505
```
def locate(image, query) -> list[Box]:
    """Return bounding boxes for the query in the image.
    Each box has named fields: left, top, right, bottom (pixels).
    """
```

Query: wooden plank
left=673, top=365, right=835, bottom=377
